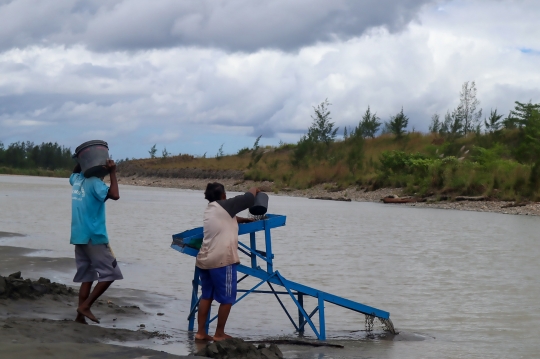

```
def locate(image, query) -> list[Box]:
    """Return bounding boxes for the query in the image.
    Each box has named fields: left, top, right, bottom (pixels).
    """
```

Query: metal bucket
left=249, top=192, right=269, bottom=216
left=73, top=140, right=110, bottom=178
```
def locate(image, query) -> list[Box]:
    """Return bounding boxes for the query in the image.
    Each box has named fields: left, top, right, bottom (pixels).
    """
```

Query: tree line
left=0, top=141, right=74, bottom=170
left=289, top=81, right=540, bottom=168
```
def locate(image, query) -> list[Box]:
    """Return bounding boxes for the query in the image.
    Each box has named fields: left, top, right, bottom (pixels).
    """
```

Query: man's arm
left=218, top=187, right=261, bottom=219
left=235, top=187, right=262, bottom=223
left=105, top=160, right=120, bottom=201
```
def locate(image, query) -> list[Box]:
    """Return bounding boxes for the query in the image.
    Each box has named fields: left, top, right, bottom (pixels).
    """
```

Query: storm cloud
left=0, top=0, right=434, bottom=52
left=0, top=0, right=539, bottom=158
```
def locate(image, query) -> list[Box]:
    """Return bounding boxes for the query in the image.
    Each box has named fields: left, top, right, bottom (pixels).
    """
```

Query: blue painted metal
left=298, top=293, right=305, bottom=334
left=171, top=213, right=391, bottom=340
left=318, top=294, right=326, bottom=340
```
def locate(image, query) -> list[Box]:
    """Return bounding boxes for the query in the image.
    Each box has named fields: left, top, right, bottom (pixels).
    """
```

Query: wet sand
left=0, top=234, right=208, bottom=359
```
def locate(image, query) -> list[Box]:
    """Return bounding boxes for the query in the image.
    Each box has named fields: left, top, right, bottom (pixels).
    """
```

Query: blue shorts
left=200, top=264, right=237, bottom=304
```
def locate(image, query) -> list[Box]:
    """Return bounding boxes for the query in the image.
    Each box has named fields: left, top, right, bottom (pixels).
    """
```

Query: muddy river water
left=1, top=175, right=539, bottom=358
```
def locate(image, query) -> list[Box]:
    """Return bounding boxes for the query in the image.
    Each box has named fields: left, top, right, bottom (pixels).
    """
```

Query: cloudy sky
left=0, top=0, right=539, bottom=159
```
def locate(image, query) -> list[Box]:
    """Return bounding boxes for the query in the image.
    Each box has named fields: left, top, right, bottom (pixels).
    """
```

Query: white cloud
left=0, top=0, right=539, bottom=158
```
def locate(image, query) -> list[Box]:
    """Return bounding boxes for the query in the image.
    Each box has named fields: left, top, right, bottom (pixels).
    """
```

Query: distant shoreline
left=115, top=174, right=540, bottom=217
left=3, top=173, right=539, bottom=216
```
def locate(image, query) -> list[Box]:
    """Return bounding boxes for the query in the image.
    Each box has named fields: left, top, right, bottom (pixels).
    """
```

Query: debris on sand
left=0, top=272, right=75, bottom=300
left=196, top=338, right=283, bottom=359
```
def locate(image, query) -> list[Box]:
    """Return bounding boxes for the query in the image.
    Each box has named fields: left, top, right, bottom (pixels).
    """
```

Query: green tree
left=162, top=147, right=169, bottom=159
left=429, top=113, right=441, bottom=133
left=384, top=107, right=409, bottom=138
left=0, top=141, right=4, bottom=165
left=148, top=144, right=157, bottom=158
left=514, top=107, right=540, bottom=163
left=504, top=101, right=540, bottom=129
left=355, top=106, right=381, bottom=138
left=216, top=143, right=224, bottom=160
left=249, top=135, right=263, bottom=167
left=307, top=99, right=338, bottom=145
left=484, top=109, right=503, bottom=133
left=455, top=81, right=482, bottom=135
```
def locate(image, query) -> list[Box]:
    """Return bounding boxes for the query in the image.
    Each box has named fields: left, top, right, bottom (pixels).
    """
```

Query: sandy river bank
left=116, top=175, right=540, bottom=217
left=0, top=238, right=209, bottom=359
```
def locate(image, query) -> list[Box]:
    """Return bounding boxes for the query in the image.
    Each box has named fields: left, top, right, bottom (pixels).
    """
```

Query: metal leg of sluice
left=264, top=221, right=273, bottom=273
left=250, top=232, right=257, bottom=268
left=298, top=293, right=305, bottom=333
left=188, top=266, right=200, bottom=331
left=275, top=271, right=321, bottom=339
left=318, top=295, right=326, bottom=340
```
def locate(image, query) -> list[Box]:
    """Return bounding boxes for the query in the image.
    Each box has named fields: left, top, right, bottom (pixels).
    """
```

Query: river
left=1, top=175, right=539, bottom=358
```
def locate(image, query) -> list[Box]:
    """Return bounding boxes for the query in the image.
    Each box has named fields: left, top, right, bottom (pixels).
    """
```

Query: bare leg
left=75, top=282, right=92, bottom=324
left=77, top=280, right=114, bottom=323
left=195, top=298, right=214, bottom=341
left=213, top=303, right=233, bottom=341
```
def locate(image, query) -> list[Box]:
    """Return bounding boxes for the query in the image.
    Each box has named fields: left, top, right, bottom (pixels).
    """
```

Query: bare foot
left=195, top=333, right=214, bottom=342
left=74, top=313, right=88, bottom=325
left=77, top=307, right=100, bottom=323
left=213, top=333, right=233, bottom=341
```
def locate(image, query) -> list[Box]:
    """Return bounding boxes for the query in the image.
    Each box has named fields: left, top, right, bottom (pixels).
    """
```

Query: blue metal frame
left=171, top=214, right=390, bottom=340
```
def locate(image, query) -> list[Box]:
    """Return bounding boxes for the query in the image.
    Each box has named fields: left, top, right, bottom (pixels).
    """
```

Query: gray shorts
left=73, top=243, right=123, bottom=283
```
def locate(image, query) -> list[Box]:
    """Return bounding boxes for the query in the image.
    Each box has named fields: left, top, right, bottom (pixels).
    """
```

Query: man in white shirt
left=195, top=182, right=259, bottom=341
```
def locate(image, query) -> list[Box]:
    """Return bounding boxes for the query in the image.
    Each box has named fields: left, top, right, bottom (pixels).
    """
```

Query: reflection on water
left=1, top=175, right=540, bottom=358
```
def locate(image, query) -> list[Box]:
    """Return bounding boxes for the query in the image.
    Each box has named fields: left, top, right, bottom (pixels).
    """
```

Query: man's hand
left=236, top=217, right=255, bottom=224
left=248, top=187, right=260, bottom=198
left=105, top=159, right=116, bottom=173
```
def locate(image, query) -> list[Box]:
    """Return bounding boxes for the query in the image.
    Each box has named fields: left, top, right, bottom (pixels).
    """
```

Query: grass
left=116, top=129, right=540, bottom=201
left=0, top=167, right=71, bottom=178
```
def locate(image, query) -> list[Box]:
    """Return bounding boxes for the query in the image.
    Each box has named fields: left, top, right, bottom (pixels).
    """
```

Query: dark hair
left=204, top=182, right=225, bottom=202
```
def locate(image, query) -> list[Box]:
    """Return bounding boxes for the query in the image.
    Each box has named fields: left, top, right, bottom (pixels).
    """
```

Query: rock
left=139, top=324, right=145, bottom=328
left=31, top=284, right=49, bottom=295
left=0, top=273, right=75, bottom=300
left=260, top=348, right=279, bottom=359
left=454, top=195, right=487, bottom=201
left=268, top=344, right=283, bottom=358
left=157, top=312, right=164, bottom=316
left=196, top=338, right=282, bottom=359
left=8, top=271, right=21, bottom=279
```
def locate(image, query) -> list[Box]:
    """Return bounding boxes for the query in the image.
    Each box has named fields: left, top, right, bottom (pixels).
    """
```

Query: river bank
left=0, top=242, right=207, bottom=359
left=116, top=175, right=540, bottom=216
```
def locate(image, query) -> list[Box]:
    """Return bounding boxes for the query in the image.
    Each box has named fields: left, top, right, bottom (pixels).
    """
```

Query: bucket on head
left=73, top=140, right=110, bottom=178
left=249, top=192, right=269, bottom=216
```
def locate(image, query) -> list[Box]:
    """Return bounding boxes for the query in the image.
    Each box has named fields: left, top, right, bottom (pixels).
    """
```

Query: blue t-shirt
left=70, top=173, right=110, bottom=245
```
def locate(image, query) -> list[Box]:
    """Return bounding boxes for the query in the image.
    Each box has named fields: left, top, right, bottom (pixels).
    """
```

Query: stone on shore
left=196, top=338, right=283, bottom=359
left=0, top=272, right=75, bottom=300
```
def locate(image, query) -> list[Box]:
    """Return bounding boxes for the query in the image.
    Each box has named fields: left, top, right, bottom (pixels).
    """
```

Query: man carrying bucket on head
left=70, top=141, right=122, bottom=325
left=195, top=182, right=260, bottom=341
